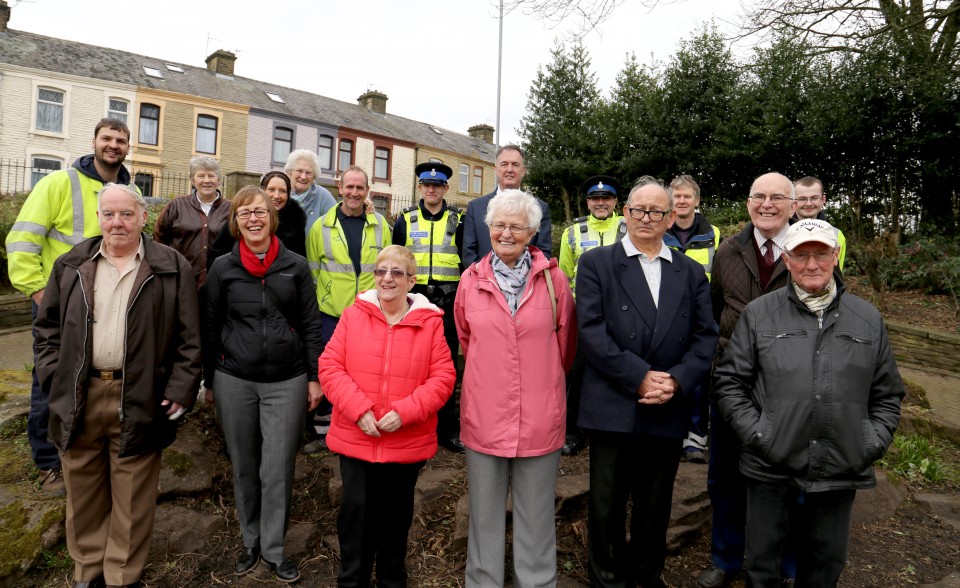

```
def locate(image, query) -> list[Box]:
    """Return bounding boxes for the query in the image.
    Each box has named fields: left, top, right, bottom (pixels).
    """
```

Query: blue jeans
left=30, top=301, right=60, bottom=471
left=745, top=479, right=855, bottom=588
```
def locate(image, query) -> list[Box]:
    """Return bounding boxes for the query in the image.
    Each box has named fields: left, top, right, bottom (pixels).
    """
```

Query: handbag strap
left=542, top=266, right=559, bottom=332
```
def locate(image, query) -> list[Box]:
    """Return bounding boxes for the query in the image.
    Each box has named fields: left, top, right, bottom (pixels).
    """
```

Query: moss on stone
left=162, top=449, right=194, bottom=476
left=0, top=500, right=66, bottom=579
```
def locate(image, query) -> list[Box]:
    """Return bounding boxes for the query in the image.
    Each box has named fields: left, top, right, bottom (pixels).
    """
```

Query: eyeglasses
left=373, top=268, right=413, bottom=278
left=797, top=196, right=823, bottom=204
left=236, top=209, right=269, bottom=220
left=489, top=222, right=530, bottom=234
left=291, top=168, right=314, bottom=177
left=787, top=250, right=834, bottom=264
left=626, top=208, right=670, bottom=222
left=749, top=193, right=794, bottom=205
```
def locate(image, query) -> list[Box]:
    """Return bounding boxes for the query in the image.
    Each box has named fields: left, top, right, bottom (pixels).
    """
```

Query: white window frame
left=107, top=97, right=129, bottom=125
left=459, top=164, right=470, bottom=193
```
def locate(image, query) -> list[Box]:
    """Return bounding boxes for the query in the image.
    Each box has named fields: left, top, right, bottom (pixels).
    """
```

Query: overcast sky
left=8, top=0, right=748, bottom=145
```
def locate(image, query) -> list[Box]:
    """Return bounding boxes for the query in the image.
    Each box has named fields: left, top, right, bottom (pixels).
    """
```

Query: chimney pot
left=205, top=50, right=237, bottom=76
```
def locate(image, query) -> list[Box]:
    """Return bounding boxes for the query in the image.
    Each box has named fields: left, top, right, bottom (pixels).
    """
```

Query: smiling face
left=339, top=169, right=369, bottom=216
left=418, top=181, right=448, bottom=210
left=672, top=184, right=700, bottom=224
left=92, top=126, right=130, bottom=170
left=289, top=159, right=316, bottom=195
left=264, top=176, right=289, bottom=211
left=488, top=211, right=534, bottom=267
left=784, top=241, right=839, bottom=293
left=748, top=173, right=797, bottom=238
left=236, top=194, right=272, bottom=252
left=587, top=194, right=617, bottom=220
left=192, top=167, right=220, bottom=202
left=98, top=187, right=146, bottom=257
left=374, top=251, right=417, bottom=306
left=495, top=148, right=525, bottom=190
left=795, top=181, right=825, bottom=220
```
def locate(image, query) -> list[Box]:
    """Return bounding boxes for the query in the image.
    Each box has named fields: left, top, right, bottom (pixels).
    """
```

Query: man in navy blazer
left=462, top=144, right=552, bottom=266
left=576, top=176, right=718, bottom=588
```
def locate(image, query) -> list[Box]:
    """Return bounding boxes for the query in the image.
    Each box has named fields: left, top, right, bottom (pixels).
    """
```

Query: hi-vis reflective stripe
left=408, top=244, right=458, bottom=254
left=67, top=168, right=85, bottom=240
left=4, top=240, right=42, bottom=254
left=415, top=266, right=459, bottom=276
left=408, top=213, right=457, bottom=250
left=320, top=262, right=354, bottom=273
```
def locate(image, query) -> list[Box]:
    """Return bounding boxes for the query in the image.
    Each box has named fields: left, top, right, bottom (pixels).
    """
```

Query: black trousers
left=586, top=429, right=682, bottom=588
left=433, top=296, right=461, bottom=439
left=337, top=456, right=425, bottom=588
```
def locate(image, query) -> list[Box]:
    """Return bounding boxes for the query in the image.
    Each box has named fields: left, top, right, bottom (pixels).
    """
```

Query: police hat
left=580, top=175, right=621, bottom=199
left=415, top=162, right=453, bottom=185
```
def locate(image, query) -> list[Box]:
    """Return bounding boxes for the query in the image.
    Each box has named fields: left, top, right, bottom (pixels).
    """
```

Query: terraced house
left=0, top=0, right=495, bottom=218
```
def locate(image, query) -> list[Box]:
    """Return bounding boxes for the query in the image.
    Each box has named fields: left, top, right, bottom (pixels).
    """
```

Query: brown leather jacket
left=153, top=191, right=231, bottom=288
left=35, top=235, right=202, bottom=457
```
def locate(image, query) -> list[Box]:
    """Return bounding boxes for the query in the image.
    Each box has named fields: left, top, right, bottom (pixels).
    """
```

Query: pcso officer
left=393, top=162, right=465, bottom=453
left=558, top=174, right=626, bottom=456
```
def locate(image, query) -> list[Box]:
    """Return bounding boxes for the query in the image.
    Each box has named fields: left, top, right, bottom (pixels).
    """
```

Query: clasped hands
left=637, top=370, right=677, bottom=405
left=357, top=409, right=402, bottom=437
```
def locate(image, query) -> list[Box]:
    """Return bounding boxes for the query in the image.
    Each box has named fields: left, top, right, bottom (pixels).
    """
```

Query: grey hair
left=285, top=149, right=320, bottom=177
left=98, top=182, right=146, bottom=211
left=628, top=175, right=673, bottom=209
left=189, top=155, right=222, bottom=182
left=484, top=189, right=542, bottom=232
left=670, top=174, right=700, bottom=197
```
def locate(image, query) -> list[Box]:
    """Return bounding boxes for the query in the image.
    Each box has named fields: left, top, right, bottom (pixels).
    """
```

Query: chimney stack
left=468, top=124, right=495, bottom=144
left=205, top=50, right=237, bottom=76
left=0, top=1, right=11, bottom=33
left=357, top=90, right=388, bottom=114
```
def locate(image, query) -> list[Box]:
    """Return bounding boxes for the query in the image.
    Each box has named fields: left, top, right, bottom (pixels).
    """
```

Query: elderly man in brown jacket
left=35, top=183, right=202, bottom=588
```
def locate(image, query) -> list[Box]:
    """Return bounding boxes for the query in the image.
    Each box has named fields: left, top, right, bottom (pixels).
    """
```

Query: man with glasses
left=793, top=176, right=847, bottom=270
left=714, top=219, right=902, bottom=586
left=393, top=162, right=465, bottom=453
left=664, top=175, right=721, bottom=465
left=576, top=176, right=717, bottom=588
left=697, top=172, right=798, bottom=588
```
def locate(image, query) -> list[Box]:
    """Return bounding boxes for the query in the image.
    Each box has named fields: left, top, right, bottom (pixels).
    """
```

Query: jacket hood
left=72, top=154, right=132, bottom=185
left=355, top=290, right=442, bottom=325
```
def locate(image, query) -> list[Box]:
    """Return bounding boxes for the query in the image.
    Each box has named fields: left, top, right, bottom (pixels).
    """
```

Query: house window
left=31, top=157, right=62, bottom=187
left=139, top=104, right=160, bottom=145
left=459, top=164, right=469, bottom=193
left=36, top=88, right=64, bottom=133
left=374, top=147, right=390, bottom=180
left=108, top=99, right=128, bottom=124
left=273, top=127, right=293, bottom=163
left=142, top=65, right=164, bottom=79
left=473, top=166, right=483, bottom=194
left=318, top=135, right=334, bottom=169
left=196, top=114, right=218, bottom=154
left=134, top=172, right=155, bottom=197
left=338, top=139, right=354, bottom=172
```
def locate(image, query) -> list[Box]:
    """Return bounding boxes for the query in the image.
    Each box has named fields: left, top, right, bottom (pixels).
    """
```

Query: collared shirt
left=753, top=224, right=790, bottom=261
left=195, top=190, right=221, bottom=216
left=92, top=238, right=145, bottom=370
left=621, top=238, right=673, bottom=308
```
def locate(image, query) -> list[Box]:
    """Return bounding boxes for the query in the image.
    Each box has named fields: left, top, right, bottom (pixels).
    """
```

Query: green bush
left=878, top=432, right=953, bottom=485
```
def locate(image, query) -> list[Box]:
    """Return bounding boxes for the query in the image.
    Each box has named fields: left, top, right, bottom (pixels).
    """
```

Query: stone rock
left=452, top=493, right=470, bottom=552
left=851, top=472, right=909, bottom=526
left=321, top=456, right=342, bottom=506
left=919, top=571, right=960, bottom=588
left=0, top=391, right=29, bottom=434
left=158, top=426, right=216, bottom=498
left=320, top=533, right=341, bottom=558
left=415, top=468, right=458, bottom=509
left=914, top=493, right=960, bottom=531
left=284, top=521, right=318, bottom=557
left=0, top=493, right=65, bottom=581
left=556, top=473, right=589, bottom=514
left=150, top=504, right=226, bottom=556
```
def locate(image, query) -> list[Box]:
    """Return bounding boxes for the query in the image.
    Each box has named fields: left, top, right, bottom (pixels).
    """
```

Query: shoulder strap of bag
left=542, top=266, right=559, bottom=332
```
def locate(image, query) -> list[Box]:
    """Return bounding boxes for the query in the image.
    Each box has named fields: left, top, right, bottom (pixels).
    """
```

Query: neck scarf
left=492, top=249, right=532, bottom=315
left=794, top=277, right=838, bottom=316
left=239, top=235, right=280, bottom=278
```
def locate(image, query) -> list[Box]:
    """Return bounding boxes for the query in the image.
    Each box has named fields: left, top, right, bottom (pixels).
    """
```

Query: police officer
left=393, top=162, right=465, bottom=453
left=559, top=174, right=626, bottom=455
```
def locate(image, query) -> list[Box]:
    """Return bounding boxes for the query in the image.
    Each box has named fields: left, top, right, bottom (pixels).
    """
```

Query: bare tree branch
left=496, top=0, right=675, bottom=38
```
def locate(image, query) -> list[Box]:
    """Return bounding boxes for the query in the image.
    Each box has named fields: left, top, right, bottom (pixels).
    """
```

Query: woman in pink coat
left=454, top=189, right=577, bottom=587
left=319, top=245, right=456, bottom=587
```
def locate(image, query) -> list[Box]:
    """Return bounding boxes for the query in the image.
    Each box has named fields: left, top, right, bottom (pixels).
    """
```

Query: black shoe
left=72, top=576, right=105, bottom=588
left=302, top=437, right=327, bottom=455
left=697, top=566, right=739, bottom=588
left=682, top=449, right=707, bottom=464
left=235, top=546, right=260, bottom=575
left=561, top=434, right=585, bottom=456
left=439, top=435, right=465, bottom=454
left=267, top=558, right=301, bottom=583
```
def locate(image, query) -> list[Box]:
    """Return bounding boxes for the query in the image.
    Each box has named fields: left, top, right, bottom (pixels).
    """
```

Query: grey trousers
left=214, top=370, right=307, bottom=564
left=465, top=447, right=561, bottom=588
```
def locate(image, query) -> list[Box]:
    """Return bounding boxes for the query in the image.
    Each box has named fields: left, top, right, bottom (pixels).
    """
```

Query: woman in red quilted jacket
left=319, top=244, right=456, bottom=587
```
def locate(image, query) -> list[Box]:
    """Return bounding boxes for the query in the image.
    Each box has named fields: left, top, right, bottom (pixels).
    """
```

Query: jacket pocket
left=862, top=418, right=884, bottom=467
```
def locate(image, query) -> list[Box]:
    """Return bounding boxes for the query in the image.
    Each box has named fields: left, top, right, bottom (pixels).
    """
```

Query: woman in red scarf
left=203, top=186, right=324, bottom=583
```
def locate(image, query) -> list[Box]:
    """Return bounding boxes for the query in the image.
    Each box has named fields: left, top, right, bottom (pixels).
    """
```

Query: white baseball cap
left=784, top=219, right=838, bottom=251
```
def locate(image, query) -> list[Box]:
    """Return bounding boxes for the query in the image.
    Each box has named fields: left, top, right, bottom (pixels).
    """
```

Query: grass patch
left=161, top=448, right=195, bottom=476
left=878, top=432, right=959, bottom=488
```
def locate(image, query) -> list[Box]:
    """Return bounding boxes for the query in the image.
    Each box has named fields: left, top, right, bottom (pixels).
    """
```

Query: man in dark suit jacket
left=576, top=176, right=718, bottom=588
left=462, top=144, right=552, bottom=266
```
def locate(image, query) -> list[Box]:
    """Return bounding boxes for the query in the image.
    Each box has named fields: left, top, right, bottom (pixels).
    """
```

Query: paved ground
left=0, top=326, right=31, bottom=371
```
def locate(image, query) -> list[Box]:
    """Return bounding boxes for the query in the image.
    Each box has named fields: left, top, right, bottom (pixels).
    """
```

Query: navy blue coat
left=575, top=241, right=718, bottom=438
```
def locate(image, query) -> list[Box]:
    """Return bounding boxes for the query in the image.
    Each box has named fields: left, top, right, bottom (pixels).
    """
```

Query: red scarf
left=239, top=235, right=280, bottom=277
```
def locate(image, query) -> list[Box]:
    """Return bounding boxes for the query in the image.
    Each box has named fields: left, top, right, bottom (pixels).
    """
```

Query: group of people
left=5, top=117, right=903, bottom=588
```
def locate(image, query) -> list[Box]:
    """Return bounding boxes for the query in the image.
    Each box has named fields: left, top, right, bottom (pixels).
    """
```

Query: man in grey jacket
left=713, top=219, right=903, bottom=588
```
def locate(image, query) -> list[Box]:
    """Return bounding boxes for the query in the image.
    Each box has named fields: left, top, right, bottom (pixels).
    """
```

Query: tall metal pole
left=496, top=0, right=503, bottom=149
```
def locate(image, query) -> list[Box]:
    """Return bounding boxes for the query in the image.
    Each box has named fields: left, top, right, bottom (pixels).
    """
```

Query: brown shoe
left=39, top=467, right=66, bottom=496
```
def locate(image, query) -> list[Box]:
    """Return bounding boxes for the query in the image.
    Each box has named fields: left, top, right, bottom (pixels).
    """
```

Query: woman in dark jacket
left=208, top=171, right=306, bottom=263
left=204, top=185, right=324, bottom=583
